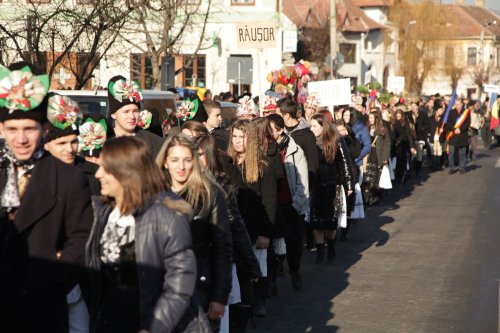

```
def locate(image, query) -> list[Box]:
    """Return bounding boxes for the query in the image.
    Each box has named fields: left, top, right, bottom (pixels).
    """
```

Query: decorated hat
left=137, top=110, right=152, bottom=130
left=0, top=62, right=49, bottom=123
left=237, top=95, right=257, bottom=118
left=46, top=93, right=83, bottom=142
left=78, top=115, right=107, bottom=157
left=176, top=93, right=208, bottom=123
left=304, top=94, right=320, bottom=110
left=107, top=75, right=142, bottom=115
left=263, top=95, right=277, bottom=112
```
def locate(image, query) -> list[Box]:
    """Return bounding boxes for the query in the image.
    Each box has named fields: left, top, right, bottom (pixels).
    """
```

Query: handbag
left=363, top=138, right=380, bottom=188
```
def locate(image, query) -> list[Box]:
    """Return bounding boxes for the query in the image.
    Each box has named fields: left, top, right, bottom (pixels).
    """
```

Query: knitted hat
left=78, top=114, right=107, bottom=157
left=0, top=62, right=49, bottom=123
left=107, top=75, right=142, bottom=115
left=45, top=93, right=83, bottom=142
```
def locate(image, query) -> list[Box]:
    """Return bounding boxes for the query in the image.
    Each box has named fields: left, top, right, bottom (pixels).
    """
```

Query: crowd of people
left=0, top=60, right=498, bottom=333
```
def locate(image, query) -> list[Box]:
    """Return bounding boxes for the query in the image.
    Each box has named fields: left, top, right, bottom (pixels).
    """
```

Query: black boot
left=327, top=238, right=336, bottom=262
left=315, top=243, right=324, bottom=264
left=305, top=222, right=314, bottom=250
left=415, top=161, right=422, bottom=178
left=230, top=304, right=252, bottom=333
left=253, top=278, right=267, bottom=317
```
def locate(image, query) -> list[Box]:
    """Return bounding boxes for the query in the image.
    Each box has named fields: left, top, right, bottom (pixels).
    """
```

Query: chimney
left=475, top=0, right=485, bottom=7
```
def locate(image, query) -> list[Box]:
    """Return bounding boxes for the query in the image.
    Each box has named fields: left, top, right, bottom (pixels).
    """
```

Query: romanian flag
left=490, top=92, right=499, bottom=130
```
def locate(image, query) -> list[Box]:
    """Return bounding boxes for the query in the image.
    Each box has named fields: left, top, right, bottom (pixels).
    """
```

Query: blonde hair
left=228, top=119, right=267, bottom=183
left=156, top=134, right=212, bottom=214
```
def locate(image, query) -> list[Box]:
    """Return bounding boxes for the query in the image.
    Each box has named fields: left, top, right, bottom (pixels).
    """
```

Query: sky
left=441, top=0, right=500, bottom=10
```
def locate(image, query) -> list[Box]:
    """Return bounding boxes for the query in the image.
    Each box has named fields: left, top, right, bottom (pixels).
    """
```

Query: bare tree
left=119, top=0, right=214, bottom=90
left=0, top=0, right=132, bottom=89
left=387, top=0, right=448, bottom=95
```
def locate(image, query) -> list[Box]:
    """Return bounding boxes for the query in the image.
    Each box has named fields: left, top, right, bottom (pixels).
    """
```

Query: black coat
left=409, top=110, right=431, bottom=141
left=218, top=165, right=262, bottom=280
left=181, top=182, right=233, bottom=307
left=135, top=129, right=165, bottom=159
left=394, top=121, right=415, bottom=151
left=75, top=156, right=101, bottom=196
left=0, top=154, right=93, bottom=332
left=232, top=160, right=277, bottom=243
left=211, top=127, right=229, bottom=152
left=444, top=108, right=470, bottom=147
left=86, top=193, right=198, bottom=333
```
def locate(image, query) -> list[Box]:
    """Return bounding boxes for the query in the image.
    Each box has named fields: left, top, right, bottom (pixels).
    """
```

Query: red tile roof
left=283, top=0, right=385, bottom=32
left=404, top=4, right=500, bottom=40
left=352, top=0, right=394, bottom=7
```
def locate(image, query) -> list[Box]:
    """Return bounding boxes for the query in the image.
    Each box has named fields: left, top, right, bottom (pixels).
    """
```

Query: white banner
left=484, top=84, right=499, bottom=93
left=307, top=79, right=351, bottom=106
left=236, top=22, right=277, bottom=49
left=387, top=76, right=405, bottom=94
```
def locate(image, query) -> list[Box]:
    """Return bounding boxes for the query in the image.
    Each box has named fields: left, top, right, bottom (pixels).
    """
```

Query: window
left=231, top=0, right=255, bottom=5
left=339, top=43, right=356, bottom=64
left=130, top=53, right=154, bottom=89
left=177, top=54, right=206, bottom=87
left=444, top=47, right=454, bottom=67
left=467, top=47, right=477, bottom=66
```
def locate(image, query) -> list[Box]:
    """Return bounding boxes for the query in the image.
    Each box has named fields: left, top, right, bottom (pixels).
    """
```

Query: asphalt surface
left=251, top=147, right=500, bottom=333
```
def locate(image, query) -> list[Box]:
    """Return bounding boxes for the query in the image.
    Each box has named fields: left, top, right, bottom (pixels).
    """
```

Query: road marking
left=496, top=158, right=500, bottom=168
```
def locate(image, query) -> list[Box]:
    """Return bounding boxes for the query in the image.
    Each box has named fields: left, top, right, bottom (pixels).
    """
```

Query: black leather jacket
left=86, top=192, right=197, bottom=333
left=219, top=165, right=262, bottom=280
left=182, top=182, right=233, bottom=307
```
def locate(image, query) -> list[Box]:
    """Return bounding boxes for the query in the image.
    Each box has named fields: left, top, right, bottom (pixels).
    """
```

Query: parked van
left=52, top=90, right=177, bottom=137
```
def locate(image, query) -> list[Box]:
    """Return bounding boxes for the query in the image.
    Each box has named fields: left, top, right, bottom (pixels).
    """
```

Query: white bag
left=273, top=237, right=286, bottom=256
left=349, top=183, right=365, bottom=219
left=378, top=165, right=393, bottom=189
left=389, top=157, right=396, bottom=180
left=338, top=185, right=347, bottom=228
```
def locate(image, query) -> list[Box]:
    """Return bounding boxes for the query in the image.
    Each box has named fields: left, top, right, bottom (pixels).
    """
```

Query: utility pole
left=330, top=0, right=337, bottom=79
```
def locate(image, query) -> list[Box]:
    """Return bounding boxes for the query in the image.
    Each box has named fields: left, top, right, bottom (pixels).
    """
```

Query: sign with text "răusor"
left=236, top=22, right=277, bottom=49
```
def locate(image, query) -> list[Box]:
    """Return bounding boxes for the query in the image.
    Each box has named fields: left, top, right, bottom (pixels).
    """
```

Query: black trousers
left=278, top=203, right=303, bottom=272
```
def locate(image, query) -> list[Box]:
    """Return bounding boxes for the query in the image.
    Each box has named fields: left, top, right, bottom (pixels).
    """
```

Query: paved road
left=252, top=147, right=500, bottom=333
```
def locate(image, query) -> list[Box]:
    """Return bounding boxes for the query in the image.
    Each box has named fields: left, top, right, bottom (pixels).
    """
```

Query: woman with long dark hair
left=228, top=119, right=277, bottom=317
left=393, top=109, right=416, bottom=183
left=86, top=136, right=199, bottom=333
left=156, top=134, right=233, bottom=331
left=196, top=134, right=261, bottom=333
left=309, top=114, right=354, bottom=263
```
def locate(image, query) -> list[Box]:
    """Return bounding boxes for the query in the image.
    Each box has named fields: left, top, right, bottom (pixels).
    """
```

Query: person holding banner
left=444, top=99, right=470, bottom=174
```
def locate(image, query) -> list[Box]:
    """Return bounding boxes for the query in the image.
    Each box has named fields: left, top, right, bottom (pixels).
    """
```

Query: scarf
left=277, top=133, right=290, bottom=151
left=0, top=145, right=44, bottom=210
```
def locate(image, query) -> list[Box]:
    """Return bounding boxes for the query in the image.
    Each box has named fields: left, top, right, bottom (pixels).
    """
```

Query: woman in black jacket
left=309, top=114, right=354, bottom=263
left=393, top=109, right=416, bottom=184
left=156, top=134, right=233, bottom=330
left=228, top=119, right=277, bottom=318
left=197, top=134, right=261, bottom=333
left=86, top=136, right=200, bottom=333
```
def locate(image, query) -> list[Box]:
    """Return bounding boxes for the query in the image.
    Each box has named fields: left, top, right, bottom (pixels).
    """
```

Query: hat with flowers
left=0, top=62, right=50, bottom=123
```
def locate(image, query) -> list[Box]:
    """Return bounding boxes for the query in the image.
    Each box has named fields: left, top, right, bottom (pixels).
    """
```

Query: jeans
left=448, top=144, right=466, bottom=171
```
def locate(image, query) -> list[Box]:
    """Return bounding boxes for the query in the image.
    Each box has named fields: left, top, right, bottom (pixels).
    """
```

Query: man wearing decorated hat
left=107, top=75, right=165, bottom=157
left=0, top=62, right=93, bottom=332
